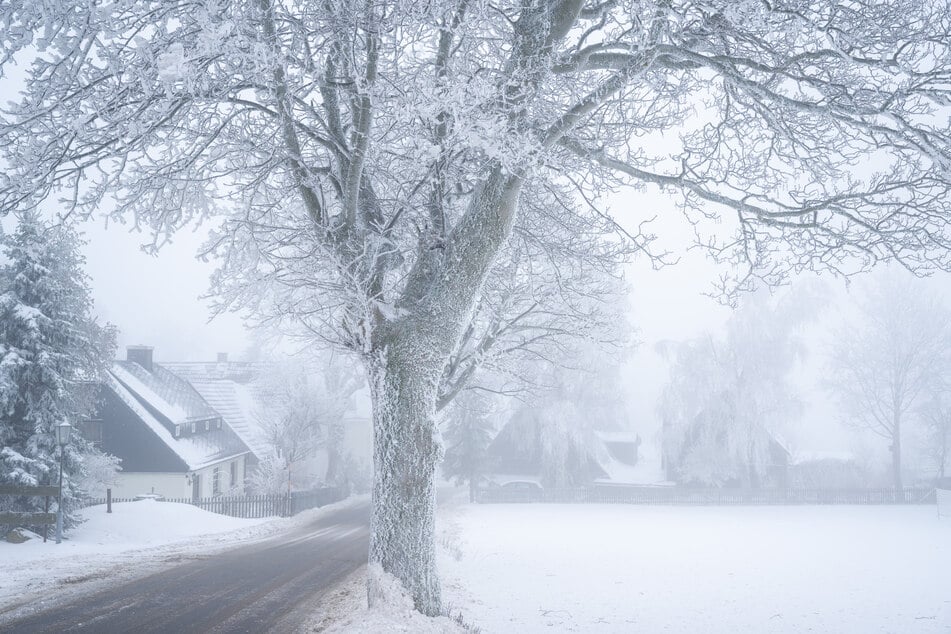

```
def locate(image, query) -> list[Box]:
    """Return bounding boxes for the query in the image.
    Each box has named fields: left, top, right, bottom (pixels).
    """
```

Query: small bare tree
left=252, top=352, right=364, bottom=494
left=829, top=271, right=951, bottom=495
left=254, top=361, right=324, bottom=495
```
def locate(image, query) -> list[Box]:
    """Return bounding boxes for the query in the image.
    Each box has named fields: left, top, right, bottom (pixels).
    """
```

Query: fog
left=1, top=2, right=949, bottom=632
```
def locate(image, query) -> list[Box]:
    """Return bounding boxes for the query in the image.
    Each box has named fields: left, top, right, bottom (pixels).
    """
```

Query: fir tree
left=0, top=212, right=116, bottom=532
left=442, top=393, right=495, bottom=502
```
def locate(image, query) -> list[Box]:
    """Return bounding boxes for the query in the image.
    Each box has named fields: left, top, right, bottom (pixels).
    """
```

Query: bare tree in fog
left=920, top=396, right=951, bottom=480
left=829, top=272, right=951, bottom=495
left=3, top=0, right=951, bottom=614
left=250, top=353, right=364, bottom=494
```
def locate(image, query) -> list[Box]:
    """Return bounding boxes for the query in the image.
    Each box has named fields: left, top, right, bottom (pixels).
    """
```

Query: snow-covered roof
left=161, top=361, right=263, bottom=383
left=595, top=430, right=642, bottom=444
left=486, top=474, right=543, bottom=487
left=104, top=373, right=250, bottom=471
left=182, top=379, right=271, bottom=461
left=791, top=450, right=856, bottom=465
left=593, top=448, right=669, bottom=486
left=112, top=361, right=219, bottom=425
left=160, top=361, right=273, bottom=461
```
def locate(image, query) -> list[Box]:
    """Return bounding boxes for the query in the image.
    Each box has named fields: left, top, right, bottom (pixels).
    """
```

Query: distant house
left=162, top=355, right=330, bottom=491
left=788, top=451, right=863, bottom=488
left=661, top=414, right=791, bottom=488
left=484, top=415, right=656, bottom=487
left=85, top=346, right=253, bottom=499
left=591, top=431, right=669, bottom=487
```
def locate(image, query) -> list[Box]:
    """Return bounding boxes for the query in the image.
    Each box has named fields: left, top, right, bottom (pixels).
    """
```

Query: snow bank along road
left=0, top=500, right=370, bottom=633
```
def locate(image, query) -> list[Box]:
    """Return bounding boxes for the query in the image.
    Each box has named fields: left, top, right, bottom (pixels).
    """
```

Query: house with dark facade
left=162, top=355, right=330, bottom=489
left=85, top=346, right=253, bottom=499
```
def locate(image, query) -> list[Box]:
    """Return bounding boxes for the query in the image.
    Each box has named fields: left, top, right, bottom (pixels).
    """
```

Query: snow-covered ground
left=0, top=499, right=356, bottom=613
left=438, top=504, right=951, bottom=633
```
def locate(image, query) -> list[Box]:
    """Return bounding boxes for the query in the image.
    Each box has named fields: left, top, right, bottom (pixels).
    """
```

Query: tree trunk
left=361, top=171, right=523, bottom=616
left=325, top=427, right=342, bottom=485
left=891, top=425, right=904, bottom=502
left=365, top=340, right=443, bottom=616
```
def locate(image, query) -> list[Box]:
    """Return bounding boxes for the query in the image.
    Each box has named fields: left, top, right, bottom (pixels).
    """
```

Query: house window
left=212, top=467, right=220, bottom=496
left=174, top=425, right=181, bottom=438
left=190, top=422, right=196, bottom=433
left=230, top=461, right=237, bottom=489
left=216, top=420, right=221, bottom=429
left=205, top=420, right=210, bottom=431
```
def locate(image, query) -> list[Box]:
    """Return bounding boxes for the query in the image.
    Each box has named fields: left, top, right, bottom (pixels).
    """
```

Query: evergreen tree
left=442, top=392, right=496, bottom=502
left=0, top=212, right=116, bottom=532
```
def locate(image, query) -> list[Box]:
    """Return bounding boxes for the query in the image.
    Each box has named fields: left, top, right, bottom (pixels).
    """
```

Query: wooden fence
left=475, top=486, right=937, bottom=505
left=80, top=486, right=345, bottom=519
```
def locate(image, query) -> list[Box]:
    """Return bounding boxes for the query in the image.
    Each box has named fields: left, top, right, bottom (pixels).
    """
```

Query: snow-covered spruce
left=0, top=212, right=117, bottom=532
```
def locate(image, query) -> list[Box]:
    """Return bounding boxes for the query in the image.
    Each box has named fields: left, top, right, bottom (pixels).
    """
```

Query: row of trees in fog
left=3, top=0, right=951, bottom=617
left=660, top=273, right=951, bottom=492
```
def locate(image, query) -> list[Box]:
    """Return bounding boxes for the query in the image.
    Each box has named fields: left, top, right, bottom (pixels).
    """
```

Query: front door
left=192, top=474, right=201, bottom=501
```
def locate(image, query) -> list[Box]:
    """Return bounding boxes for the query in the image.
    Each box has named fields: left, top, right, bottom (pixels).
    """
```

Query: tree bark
left=365, top=336, right=444, bottom=616
left=891, top=421, right=904, bottom=502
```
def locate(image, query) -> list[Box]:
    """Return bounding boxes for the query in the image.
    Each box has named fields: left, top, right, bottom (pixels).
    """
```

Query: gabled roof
left=104, top=372, right=251, bottom=471
left=112, top=361, right=219, bottom=425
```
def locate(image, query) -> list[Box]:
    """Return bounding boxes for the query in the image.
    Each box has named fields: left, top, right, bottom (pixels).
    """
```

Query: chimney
left=216, top=352, right=228, bottom=363
left=127, top=345, right=154, bottom=372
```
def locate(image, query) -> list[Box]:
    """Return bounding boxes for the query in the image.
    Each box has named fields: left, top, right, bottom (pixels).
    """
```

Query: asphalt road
left=0, top=500, right=371, bottom=634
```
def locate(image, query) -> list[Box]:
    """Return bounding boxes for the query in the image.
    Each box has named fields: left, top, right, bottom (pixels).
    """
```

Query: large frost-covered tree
left=659, top=287, right=818, bottom=487
left=2, top=0, right=951, bottom=614
left=828, top=271, right=951, bottom=495
left=0, top=212, right=116, bottom=531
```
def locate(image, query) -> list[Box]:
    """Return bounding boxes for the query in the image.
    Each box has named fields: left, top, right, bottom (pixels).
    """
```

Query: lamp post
left=54, top=421, right=72, bottom=544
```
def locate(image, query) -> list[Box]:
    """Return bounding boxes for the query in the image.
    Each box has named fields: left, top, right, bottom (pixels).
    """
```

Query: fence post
left=106, top=488, right=112, bottom=514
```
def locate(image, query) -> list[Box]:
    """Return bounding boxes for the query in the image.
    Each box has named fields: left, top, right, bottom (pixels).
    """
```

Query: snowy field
left=0, top=499, right=344, bottom=612
left=438, top=504, right=951, bottom=634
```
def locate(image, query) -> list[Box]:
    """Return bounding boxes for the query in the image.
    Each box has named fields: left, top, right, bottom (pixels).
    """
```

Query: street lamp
left=54, top=421, right=72, bottom=544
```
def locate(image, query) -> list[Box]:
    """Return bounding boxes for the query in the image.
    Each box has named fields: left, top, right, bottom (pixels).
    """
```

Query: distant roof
left=104, top=372, right=250, bottom=471
left=112, top=361, right=219, bottom=425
